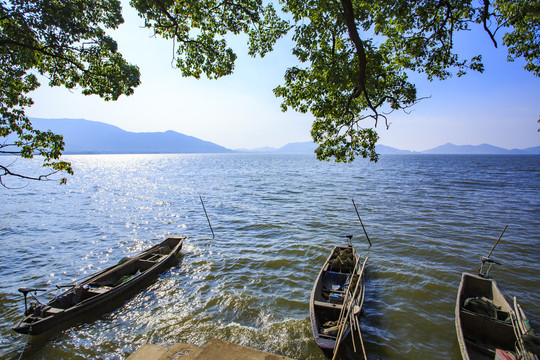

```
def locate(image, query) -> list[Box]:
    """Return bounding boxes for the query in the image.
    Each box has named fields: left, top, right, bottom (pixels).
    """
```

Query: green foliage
left=2, top=0, right=538, bottom=183
left=130, top=0, right=289, bottom=79
left=1, top=0, right=141, bottom=185
left=132, top=0, right=539, bottom=164
left=497, top=0, right=540, bottom=76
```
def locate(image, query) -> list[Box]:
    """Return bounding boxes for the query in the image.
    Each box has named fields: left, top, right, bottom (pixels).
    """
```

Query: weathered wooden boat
left=13, top=236, right=185, bottom=335
left=456, top=257, right=539, bottom=360
left=310, top=243, right=368, bottom=359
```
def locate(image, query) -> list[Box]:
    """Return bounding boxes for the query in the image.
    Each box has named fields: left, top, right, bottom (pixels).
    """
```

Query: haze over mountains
left=31, top=118, right=540, bottom=155
left=32, top=118, right=231, bottom=154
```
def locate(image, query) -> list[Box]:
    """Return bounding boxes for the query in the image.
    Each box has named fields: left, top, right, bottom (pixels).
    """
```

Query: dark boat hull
left=13, top=236, right=184, bottom=335
left=310, top=245, right=364, bottom=358
left=455, top=272, right=518, bottom=360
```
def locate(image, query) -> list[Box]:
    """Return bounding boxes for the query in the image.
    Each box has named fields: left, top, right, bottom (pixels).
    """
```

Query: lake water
left=0, top=154, right=539, bottom=359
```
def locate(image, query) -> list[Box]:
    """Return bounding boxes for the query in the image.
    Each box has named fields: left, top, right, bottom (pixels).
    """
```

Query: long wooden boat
left=310, top=244, right=367, bottom=359
left=456, top=264, right=539, bottom=360
left=13, top=236, right=185, bottom=335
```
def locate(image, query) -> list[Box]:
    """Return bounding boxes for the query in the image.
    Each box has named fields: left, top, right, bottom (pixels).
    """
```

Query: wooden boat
left=456, top=258, right=539, bottom=360
left=310, top=244, right=368, bottom=359
left=13, top=236, right=185, bottom=335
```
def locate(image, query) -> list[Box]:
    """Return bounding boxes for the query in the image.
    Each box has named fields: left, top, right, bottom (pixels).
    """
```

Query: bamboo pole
left=511, top=297, right=529, bottom=358
left=332, top=256, right=368, bottom=360
left=515, top=300, right=538, bottom=360
left=331, top=253, right=362, bottom=360
left=352, top=199, right=372, bottom=246
left=486, top=225, right=508, bottom=259
left=349, top=311, right=357, bottom=353
left=356, top=315, right=367, bottom=360
left=200, top=195, right=215, bottom=239
left=335, top=253, right=364, bottom=329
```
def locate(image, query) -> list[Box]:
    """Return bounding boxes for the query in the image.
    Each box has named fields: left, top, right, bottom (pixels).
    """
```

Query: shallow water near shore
left=1, top=154, right=539, bottom=359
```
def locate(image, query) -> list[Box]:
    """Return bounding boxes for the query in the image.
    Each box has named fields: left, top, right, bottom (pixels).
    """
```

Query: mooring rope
left=18, top=331, right=31, bottom=360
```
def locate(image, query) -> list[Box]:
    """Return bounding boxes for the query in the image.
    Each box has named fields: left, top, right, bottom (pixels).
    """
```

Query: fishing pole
left=486, top=225, right=508, bottom=259
left=200, top=195, right=215, bottom=239
left=352, top=199, right=372, bottom=247
left=478, top=225, right=508, bottom=276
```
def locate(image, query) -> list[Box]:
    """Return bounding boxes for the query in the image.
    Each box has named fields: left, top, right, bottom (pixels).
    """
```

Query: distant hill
left=23, top=119, right=540, bottom=155
left=377, top=145, right=413, bottom=154
left=235, top=146, right=277, bottom=153
left=239, top=142, right=412, bottom=154
left=234, top=142, right=316, bottom=154
left=276, top=141, right=318, bottom=153
left=421, top=143, right=540, bottom=155
left=237, top=141, right=540, bottom=155
left=31, top=118, right=232, bottom=154
left=520, top=145, right=540, bottom=154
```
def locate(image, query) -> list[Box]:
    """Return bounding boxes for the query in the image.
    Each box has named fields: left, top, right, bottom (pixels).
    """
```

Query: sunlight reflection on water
left=0, top=154, right=539, bottom=359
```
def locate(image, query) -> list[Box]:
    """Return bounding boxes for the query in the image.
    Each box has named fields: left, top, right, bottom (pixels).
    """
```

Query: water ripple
left=0, top=154, right=538, bottom=360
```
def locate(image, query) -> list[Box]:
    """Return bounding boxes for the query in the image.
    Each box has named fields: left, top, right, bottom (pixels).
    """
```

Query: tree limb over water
left=1, top=0, right=538, bottom=183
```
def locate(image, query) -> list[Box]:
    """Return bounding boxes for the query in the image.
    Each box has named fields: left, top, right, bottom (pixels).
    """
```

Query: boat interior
left=459, top=274, right=516, bottom=357
left=313, top=249, right=357, bottom=340
left=90, top=249, right=167, bottom=288
left=314, top=304, right=342, bottom=340
left=45, top=245, right=173, bottom=311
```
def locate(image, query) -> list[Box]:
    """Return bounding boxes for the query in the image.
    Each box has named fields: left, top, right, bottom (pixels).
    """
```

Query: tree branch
left=339, top=0, right=366, bottom=98
left=481, top=0, right=498, bottom=48
left=338, top=0, right=387, bottom=126
left=1, top=37, right=89, bottom=73
left=0, top=164, right=61, bottom=188
left=152, top=0, right=222, bottom=62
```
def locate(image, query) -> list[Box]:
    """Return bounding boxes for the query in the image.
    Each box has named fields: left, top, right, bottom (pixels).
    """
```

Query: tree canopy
left=1, top=0, right=539, bottom=184
left=0, top=0, right=140, bottom=186
left=133, top=0, right=539, bottom=162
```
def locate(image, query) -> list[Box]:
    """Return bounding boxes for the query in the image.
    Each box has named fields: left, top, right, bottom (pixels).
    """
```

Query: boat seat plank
left=87, top=287, right=109, bottom=295
left=143, top=253, right=165, bottom=262
left=313, top=300, right=343, bottom=310
left=461, top=308, right=510, bottom=325
left=45, top=307, right=64, bottom=315
left=138, top=259, right=158, bottom=265
left=327, top=289, right=345, bottom=294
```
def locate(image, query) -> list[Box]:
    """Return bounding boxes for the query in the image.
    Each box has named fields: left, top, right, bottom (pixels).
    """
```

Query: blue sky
left=26, top=4, right=540, bottom=151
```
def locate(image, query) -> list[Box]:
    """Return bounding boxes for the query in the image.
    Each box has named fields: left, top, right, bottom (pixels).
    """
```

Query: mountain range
left=30, top=118, right=540, bottom=155
left=31, top=118, right=231, bottom=154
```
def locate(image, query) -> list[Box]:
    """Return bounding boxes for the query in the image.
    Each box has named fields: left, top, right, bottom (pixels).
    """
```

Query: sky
left=26, top=3, right=540, bottom=152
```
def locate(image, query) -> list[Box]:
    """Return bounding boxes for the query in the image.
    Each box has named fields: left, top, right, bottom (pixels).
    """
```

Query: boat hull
left=455, top=272, right=517, bottom=360
left=13, top=236, right=184, bottom=335
left=310, top=245, right=364, bottom=359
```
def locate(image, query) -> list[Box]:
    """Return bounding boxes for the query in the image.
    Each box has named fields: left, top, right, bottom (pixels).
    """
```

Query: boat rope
left=17, top=332, right=31, bottom=360
left=145, top=327, right=156, bottom=345
left=30, top=292, right=45, bottom=305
